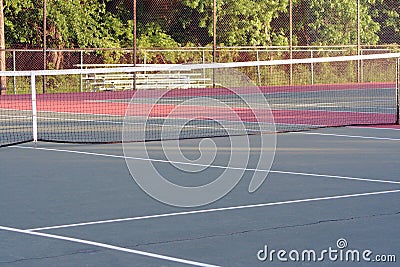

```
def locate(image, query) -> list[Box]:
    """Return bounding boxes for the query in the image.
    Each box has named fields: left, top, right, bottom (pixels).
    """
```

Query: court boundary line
left=0, top=225, right=219, bottom=267
left=26, top=189, right=400, bottom=232
left=292, top=132, right=400, bottom=141
left=269, top=170, right=400, bottom=185
left=349, top=126, right=400, bottom=131
left=12, top=145, right=400, bottom=186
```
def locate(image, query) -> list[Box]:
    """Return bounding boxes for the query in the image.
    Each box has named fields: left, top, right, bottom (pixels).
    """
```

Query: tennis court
left=0, top=54, right=399, bottom=266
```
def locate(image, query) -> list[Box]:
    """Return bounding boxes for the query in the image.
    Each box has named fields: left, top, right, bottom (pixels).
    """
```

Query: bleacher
left=77, top=64, right=213, bottom=91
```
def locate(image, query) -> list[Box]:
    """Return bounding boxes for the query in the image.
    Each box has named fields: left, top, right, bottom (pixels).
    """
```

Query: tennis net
left=0, top=53, right=399, bottom=147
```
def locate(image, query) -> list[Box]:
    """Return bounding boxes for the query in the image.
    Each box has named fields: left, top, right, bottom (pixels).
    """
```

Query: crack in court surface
left=0, top=249, right=98, bottom=265
left=2, top=211, right=399, bottom=266
left=128, top=210, right=400, bottom=248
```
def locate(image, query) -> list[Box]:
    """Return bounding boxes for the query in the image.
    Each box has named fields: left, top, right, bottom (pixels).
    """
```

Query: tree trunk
left=0, top=0, right=6, bottom=95
left=48, top=24, right=63, bottom=70
left=49, top=50, right=63, bottom=70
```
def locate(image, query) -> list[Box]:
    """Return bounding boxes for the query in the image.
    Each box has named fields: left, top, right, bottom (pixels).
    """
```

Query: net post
left=31, top=73, right=38, bottom=143
left=396, top=58, right=400, bottom=125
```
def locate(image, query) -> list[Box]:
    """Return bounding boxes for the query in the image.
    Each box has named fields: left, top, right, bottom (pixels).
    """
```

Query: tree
left=300, top=0, right=379, bottom=46
left=176, top=0, right=288, bottom=46
left=45, top=0, right=131, bottom=68
left=369, top=0, right=400, bottom=45
left=271, top=0, right=381, bottom=46
left=134, top=0, right=289, bottom=47
left=4, top=0, right=133, bottom=68
left=216, top=0, right=288, bottom=46
left=4, top=0, right=43, bottom=47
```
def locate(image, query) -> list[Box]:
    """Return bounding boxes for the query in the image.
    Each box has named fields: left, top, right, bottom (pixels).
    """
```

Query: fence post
left=357, top=0, right=361, bottom=83
left=80, top=50, right=83, bottom=92
left=13, top=50, right=16, bottom=94
left=360, top=49, right=363, bottom=82
left=289, top=0, right=293, bottom=86
left=256, top=50, right=261, bottom=86
left=212, top=0, right=217, bottom=87
left=310, top=50, right=314, bottom=85
left=396, top=58, right=399, bottom=125
left=43, top=0, right=47, bottom=93
left=0, top=0, right=6, bottom=95
left=133, top=0, right=137, bottom=90
left=202, top=48, right=206, bottom=84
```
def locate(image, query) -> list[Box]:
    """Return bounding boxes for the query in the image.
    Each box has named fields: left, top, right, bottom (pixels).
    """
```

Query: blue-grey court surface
left=0, top=126, right=399, bottom=266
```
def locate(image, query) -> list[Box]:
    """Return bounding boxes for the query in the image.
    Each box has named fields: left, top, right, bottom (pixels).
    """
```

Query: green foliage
left=138, top=23, right=180, bottom=49
left=309, top=0, right=359, bottom=44
left=368, top=0, right=400, bottom=44
left=218, top=0, right=287, bottom=46
left=4, top=0, right=132, bottom=49
left=137, top=23, right=182, bottom=63
left=179, top=0, right=288, bottom=46
left=4, top=0, right=43, bottom=46
left=289, top=0, right=380, bottom=46
left=46, top=0, right=134, bottom=48
left=3, top=0, right=400, bottom=52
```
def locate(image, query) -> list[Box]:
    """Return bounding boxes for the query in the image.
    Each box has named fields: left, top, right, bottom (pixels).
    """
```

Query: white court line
left=0, top=114, right=30, bottom=119
left=0, top=118, right=28, bottom=122
left=269, top=170, right=400, bottom=185
left=26, top=189, right=400, bottom=232
left=267, top=88, right=395, bottom=95
left=0, top=225, right=219, bottom=267
left=12, top=145, right=400, bottom=185
left=292, top=132, right=400, bottom=141
left=271, top=99, right=393, bottom=108
left=349, top=126, right=400, bottom=131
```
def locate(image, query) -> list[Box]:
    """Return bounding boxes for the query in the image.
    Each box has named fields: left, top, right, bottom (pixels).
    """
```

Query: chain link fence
left=1, top=0, right=400, bottom=93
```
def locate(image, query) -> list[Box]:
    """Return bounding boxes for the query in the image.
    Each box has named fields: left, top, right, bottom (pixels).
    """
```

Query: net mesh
left=0, top=53, right=399, bottom=147
left=0, top=94, right=33, bottom=146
